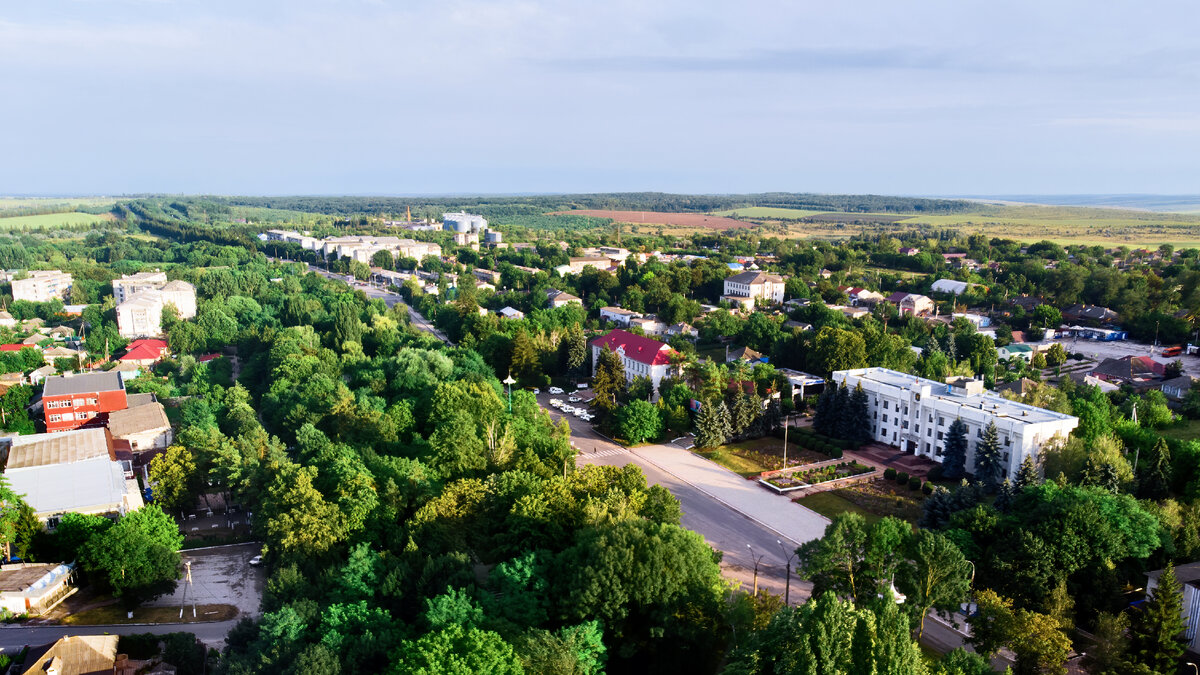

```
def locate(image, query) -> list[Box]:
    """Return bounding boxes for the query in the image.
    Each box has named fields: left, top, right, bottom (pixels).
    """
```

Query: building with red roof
left=589, top=329, right=679, bottom=400
left=118, top=339, right=169, bottom=366
left=0, top=344, right=29, bottom=352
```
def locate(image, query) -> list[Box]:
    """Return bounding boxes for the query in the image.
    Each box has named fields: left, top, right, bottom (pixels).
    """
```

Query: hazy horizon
left=3, top=1, right=1198, bottom=196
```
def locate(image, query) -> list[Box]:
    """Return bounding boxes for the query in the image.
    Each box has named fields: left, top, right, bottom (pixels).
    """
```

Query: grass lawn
left=698, top=437, right=830, bottom=478
left=62, top=603, right=238, bottom=625
left=1160, top=419, right=1200, bottom=442
left=698, top=448, right=769, bottom=478
left=795, top=491, right=882, bottom=526
left=0, top=212, right=113, bottom=229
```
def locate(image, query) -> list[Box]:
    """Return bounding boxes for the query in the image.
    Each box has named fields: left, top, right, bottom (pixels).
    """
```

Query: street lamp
left=503, top=373, right=516, bottom=413
left=1187, top=663, right=1198, bottom=675
left=777, top=539, right=799, bottom=605
left=782, top=413, right=791, bottom=469
left=746, top=544, right=765, bottom=595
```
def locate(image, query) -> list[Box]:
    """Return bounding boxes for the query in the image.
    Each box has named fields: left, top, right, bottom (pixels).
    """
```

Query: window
left=87, top=397, right=97, bottom=405
left=938, top=416, right=945, bottom=426
left=882, top=414, right=889, bottom=423
left=937, top=431, right=943, bottom=440
left=61, top=412, right=75, bottom=421
left=902, top=421, right=909, bottom=429
left=48, top=414, right=61, bottom=422
left=72, top=398, right=84, bottom=407
left=1004, top=436, right=1012, bottom=446
left=927, top=428, right=933, bottom=437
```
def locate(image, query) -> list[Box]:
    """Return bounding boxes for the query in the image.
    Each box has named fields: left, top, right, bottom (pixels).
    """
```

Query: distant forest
left=212, top=192, right=975, bottom=217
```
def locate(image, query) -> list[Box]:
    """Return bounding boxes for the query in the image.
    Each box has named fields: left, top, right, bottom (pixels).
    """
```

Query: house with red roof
left=589, top=329, right=679, bottom=400
left=118, top=339, right=169, bottom=367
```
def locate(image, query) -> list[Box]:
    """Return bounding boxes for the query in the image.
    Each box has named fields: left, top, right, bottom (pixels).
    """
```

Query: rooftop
left=20, top=634, right=118, bottom=675
left=590, top=329, right=674, bottom=366
left=106, top=402, right=170, bottom=438
left=726, top=270, right=783, bottom=285
left=5, top=428, right=113, bottom=469
left=5, top=455, right=131, bottom=517
left=835, top=367, right=1078, bottom=426
left=43, top=372, right=124, bottom=397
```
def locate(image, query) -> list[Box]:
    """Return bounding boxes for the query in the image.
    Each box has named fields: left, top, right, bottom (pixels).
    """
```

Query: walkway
left=634, top=443, right=831, bottom=545
left=850, top=444, right=938, bottom=479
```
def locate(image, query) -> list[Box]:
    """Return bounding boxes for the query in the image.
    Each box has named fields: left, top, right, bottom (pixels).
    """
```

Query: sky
left=2, top=0, right=1199, bottom=196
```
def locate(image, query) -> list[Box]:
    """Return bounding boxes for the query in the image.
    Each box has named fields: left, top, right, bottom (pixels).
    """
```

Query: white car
left=531, top=388, right=540, bottom=395
left=548, top=387, right=564, bottom=394
left=568, top=396, right=581, bottom=402
left=249, top=555, right=263, bottom=567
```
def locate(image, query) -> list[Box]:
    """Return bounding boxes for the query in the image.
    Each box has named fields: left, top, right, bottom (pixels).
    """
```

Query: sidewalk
left=634, top=444, right=830, bottom=545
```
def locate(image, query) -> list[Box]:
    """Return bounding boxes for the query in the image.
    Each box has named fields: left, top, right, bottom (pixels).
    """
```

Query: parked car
left=249, top=555, right=263, bottom=567
left=568, top=396, right=581, bottom=402
left=531, top=388, right=540, bottom=395
left=548, top=387, right=564, bottom=394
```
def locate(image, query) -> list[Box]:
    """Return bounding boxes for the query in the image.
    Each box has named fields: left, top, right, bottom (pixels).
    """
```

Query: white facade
left=832, top=367, right=1078, bottom=481
left=115, top=280, right=196, bottom=338
left=319, top=236, right=441, bottom=263
left=12, top=271, right=73, bottom=303
left=113, top=272, right=168, bottom=305
left=931, top=279, right=970, bottom=295
left=600, top=307, right=639, bottom=326
left=590, top=335, right=678, bottom=401
left=723, top=271, right=785, bottom=304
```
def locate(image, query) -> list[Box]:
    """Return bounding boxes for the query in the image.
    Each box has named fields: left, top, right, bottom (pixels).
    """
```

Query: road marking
left=580, top=447, right=628, bottom=459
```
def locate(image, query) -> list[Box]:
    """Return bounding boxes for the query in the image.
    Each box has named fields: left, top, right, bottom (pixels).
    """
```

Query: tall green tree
left=942, top=419, right=969, bottom=480
left=973, top=421, right=1003, bottom=492
left=148, top=445, right=202, bottom=514
left=1129, top=563, right=1188, bottom=673
left=694, top=400, right=727, bottom=449
left=901, top=530, right=972, bottom=640
left=797, top=512, right=869, bottom=601
left=591, top=346, right=625, bottom=414
left=80, top=505, right=183, bottom=605
left=616, top=399, right=663, bottom=444
left=1014, top=454, right=1041, bottom=489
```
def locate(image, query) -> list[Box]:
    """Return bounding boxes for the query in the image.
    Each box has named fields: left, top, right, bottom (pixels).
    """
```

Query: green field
left=0, top=212, right=114, bottom=229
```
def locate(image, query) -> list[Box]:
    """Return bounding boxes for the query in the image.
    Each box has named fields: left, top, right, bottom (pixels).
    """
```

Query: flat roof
left=5, top=455, right=129, bottom=516
left=42, top=372, right=124, bottom=397
left=835, top=367, right=1077, bottom=426
left=6, top=428, right=113, bottom=469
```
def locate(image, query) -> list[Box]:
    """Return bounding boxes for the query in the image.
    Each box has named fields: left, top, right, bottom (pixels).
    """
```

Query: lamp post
left=746, top=544, right=765, bottom=595
left=503, top=373, right=516, bottom=413
left=1187, top=663, right=1198, bottom=675
left=777, top=539, right=799, bottom=605
left=782, top=413, right=792, bottom=469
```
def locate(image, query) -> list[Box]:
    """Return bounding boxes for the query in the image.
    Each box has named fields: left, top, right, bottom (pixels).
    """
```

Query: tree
left=1139, top=438, right=1172, bottom=501
left=1014, top=454, right=1041, bottom=489
left=0, top=476, right=26, bottom=559
left=520, top=621, right=607, bottom=675
left=1129, top=563, right=1187, bottom=673
left=967, top=589, right=1016, bottom=658
left=797, top=512, right=868, bottom=601
left=847, top=384, right=871, bottom=446
left=942, top=419, right=969, bottom=480
left=80, top=505, right=183, bottom=605
left=933, top=649, right=994, bottom=675
left=973, top=422, right=1003, bottom=492
left=560, top=328, right=587, bottom=377
left=694, top=400, right=727, bottom=449
left=1083, top=612, right=1132, bottom=675
left=392, top=624, right=524, bottom=675
left=1164, top=359, right=1185, bottom=380
left=257, top=460, right=347, bottom=561
left=813, top=385, right=838, bottom=437
left=902, top=530, right=972, bottom=640
left=510, top=329, right=539, bottom=385
left=591, top=346, right=625, bottom=414
left=809, top=326, right=868, bottom=375
left=1033, top=304, right=1062, bottom=330
left=616, top=399, right=663, bottom=444
left=148, top=445, right=201, bottom=514
left=1012, top=609, right=1071, bottom=675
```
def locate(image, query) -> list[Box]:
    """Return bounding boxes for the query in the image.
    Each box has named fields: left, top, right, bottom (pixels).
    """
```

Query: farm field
left=548, top=209, right=754, bottom=230
left=0, top=211, right=115, bottom=229
left=712, top=206, right=832, bottom=219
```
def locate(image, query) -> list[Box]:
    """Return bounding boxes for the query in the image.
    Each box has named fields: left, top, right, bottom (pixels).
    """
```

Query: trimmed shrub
left=828, top=446, right=844, bottom=459
left=896, top=471, right=909, bottom=485
left=908, top=476, right=921, bottom=491
left=884, top=468, right=897, bottom=481
left=921, top=481, right=934, bottom=495
left=926, top=465, right=944, bottom=482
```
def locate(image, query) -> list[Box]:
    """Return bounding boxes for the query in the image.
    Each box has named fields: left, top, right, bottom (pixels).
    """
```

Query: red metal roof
left=119, top=339, right=169, bottom=362
left=590, top=329, right=674, bottom=366
left=0, top=344, right=29, bottom=352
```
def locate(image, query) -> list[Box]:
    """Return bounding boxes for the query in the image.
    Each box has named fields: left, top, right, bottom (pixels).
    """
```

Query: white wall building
left=600, top=307, right=640, bottom=326
left=12, top=271, right=73, bottom=303
left=832, top=367, right=1078, bottom=481
left=590, top=329, right=678, bottom=400
left=115, top=280, right=197, bottom=338
left=723, top=271, right=785, bottom=305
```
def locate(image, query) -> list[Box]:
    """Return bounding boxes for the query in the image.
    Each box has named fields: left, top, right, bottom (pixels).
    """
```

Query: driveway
left=147, top=543, right=265, bottom=618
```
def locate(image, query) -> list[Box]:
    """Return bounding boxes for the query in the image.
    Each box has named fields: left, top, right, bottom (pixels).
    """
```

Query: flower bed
left=759, top=461, right=874, bottom=493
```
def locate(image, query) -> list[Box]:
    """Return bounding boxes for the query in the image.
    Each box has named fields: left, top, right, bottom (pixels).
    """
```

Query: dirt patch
left=548, top=209, right=756, bottom=229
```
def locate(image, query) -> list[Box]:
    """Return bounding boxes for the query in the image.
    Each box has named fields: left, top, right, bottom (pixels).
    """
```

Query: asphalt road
left=0, top=619, right=241, bottom=654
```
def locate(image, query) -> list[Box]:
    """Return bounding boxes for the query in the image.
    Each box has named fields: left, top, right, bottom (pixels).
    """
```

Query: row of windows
left=47, top=411, right=97, bottom=423
left=46, top=397, right=98, bottom=409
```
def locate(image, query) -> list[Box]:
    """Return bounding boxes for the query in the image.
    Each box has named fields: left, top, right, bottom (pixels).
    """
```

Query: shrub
left=896, top=471, right=909, bottom=484
left=927, top=465, right=944, bottom=482
left=118, top=633, right=162, bottom=660
left=922, top=481, right=934, bottom=495
left=828, top=446, right=844, bottom=459
left=908, top=476, right=921, bottom=491
left=884, top=468, right=897, bottom=481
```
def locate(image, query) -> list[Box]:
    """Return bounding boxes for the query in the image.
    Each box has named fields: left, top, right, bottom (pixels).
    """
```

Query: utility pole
left=782, top=413, right=790, bottom=468
left=777, top=539, right=799, bottom=605
left=746, top=544, right=765, bottom=595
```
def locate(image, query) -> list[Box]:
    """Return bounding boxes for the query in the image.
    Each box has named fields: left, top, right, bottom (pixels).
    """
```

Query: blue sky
left=2, top=0, right=1198, bottom=196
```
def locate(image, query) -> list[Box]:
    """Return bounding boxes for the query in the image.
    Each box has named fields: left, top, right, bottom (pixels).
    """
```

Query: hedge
left=884, top=468, right=897, bottom=481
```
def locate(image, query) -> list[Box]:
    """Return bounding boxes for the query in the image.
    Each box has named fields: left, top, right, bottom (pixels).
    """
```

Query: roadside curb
left=177, top=541, right=262, bottom=554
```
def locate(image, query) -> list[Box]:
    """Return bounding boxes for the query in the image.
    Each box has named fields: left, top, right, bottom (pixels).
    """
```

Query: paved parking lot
left=147, top=542, right=264, bottom=617
left=1049, top=336, right=1200, bottom=374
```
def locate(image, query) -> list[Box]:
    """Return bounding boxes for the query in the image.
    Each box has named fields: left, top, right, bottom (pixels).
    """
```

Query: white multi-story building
left=115, top=280, right=197, bottom=338
left=318, top=236, right=441, bottom=263
left=113, top=272, right=168, bottom=305
left=723, top=271, right=785, bottom=305
left=12, top=271, right=73, bottom=303
left=590, top=329, right=679, bottom=400
left=832, top=367, right=1078, bottom=481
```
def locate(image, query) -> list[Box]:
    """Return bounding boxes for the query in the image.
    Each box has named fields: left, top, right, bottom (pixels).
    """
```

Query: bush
left=922, top=481, right=934, bottom=495
left=884, top=468, right=897, bottom=481
left=896, top=471, right=909, bottom=484
left=828, top=446, right=844, bottom=459
left=118, top=633, right=162, bottom=660
left=908, top=476, right=921, bottom=491
left=926, top=465, right=944, bottom=482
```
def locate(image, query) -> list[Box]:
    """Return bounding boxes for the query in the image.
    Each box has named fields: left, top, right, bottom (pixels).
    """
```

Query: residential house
left=838, top=287, right=885, bottom=306
left=27, top=364, right=56, bottom=385
left=546, top=289, right=582, bottom=308
left=833, top=368, right=1078, bottom=481
left=11, top=271, right=72, bottom=303
left=0, top=563, right=77, bottom=617
left=629, top=316, right=666, bottom=336
left=1010, top=295, right=1043, bottom=312
left=600, top=307, right=640, bottom=327
left=1089, top=355, right=1163, bottom=387
left=942, top=253, right=967, bottom=263
left=666, top=322, right=698, bottom=339
left=1, top=428, right=144, bottom=524
left=41, top=372, right=128, bottom=433
left=472, top=268, right=502, bottom=285
left=0, top=311, right=14, bottom=328
left=1160, top=376, right=1195, bottom=403
left=723, top=271, right=785, bottom=305
left=828, top=304, right=870, bottom=320
left=1145, top=563, right=1200, bottom=653
left=1062, top=303, right=1120, bottom=325
left=995, top=378, right=1041, bottom=398
left=726, top=346, right=764, bottom=363
left=107, top=402, right=174, bottom=454
left=885, top=292, right=935, bottom=317
left=561, top=257, right=611, bottom=275
left=498, top=307, right=525, bottom=320
left=953, top=312, right=992, bottom=329
left=998, top=344, right=1037, bottom=361
left=112, top=271, right=168, bottom=305
left=19, top=635, right=134, bottom=675
left=117, top=339, right=169, bottom=367
left=590, top=329, right=678, bottom=400
left=784, top=320, right=813, bottom=331
left=0, top=372, right=23, bottom=393
left=898, top=247, right=920, bottom=256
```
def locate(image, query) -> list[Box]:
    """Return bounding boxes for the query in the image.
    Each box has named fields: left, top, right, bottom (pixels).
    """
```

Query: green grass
left=62, top=603, right=238, bottom=625
left=697, top=448, right=770, bottom=478
left=0, top=212, right=113, bottom=229
left=1159, top=419, right=1200, bottom=442
left=795, top=490, right=882, bottom=526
